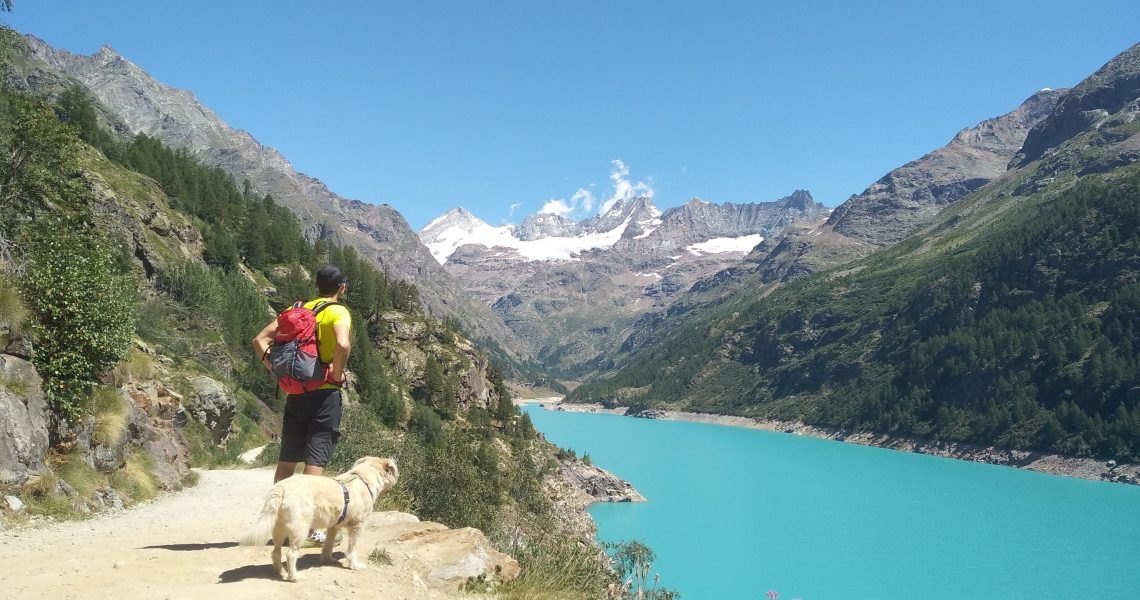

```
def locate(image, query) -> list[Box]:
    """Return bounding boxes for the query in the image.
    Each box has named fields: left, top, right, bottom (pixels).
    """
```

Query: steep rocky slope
left=827, top=88, right=1063, bottom=246
left=13, top=35, right=523, bottom=359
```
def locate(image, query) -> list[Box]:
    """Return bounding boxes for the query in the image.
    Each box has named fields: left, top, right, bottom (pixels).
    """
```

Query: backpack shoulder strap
left=311, top=301, right=341, bottom=317
left=309, top=301, right=343, bottom=356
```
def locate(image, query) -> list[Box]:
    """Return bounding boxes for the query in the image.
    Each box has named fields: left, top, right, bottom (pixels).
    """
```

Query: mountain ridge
left=15, top=35, right=527, bottom=359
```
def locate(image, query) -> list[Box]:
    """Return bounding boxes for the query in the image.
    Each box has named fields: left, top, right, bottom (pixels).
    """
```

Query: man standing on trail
left=252, top=265, right=352, bottom=544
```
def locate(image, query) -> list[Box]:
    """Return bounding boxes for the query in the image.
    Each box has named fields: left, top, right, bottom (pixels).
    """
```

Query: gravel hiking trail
left=0, top=468, right=479, bottom=600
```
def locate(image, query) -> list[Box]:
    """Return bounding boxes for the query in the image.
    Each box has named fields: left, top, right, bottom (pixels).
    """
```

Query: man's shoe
left=302, top=529, right=326, bottom=548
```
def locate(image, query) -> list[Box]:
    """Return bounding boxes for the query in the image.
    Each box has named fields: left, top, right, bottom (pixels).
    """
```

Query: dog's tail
left=238, top=484, right=285, bottom=546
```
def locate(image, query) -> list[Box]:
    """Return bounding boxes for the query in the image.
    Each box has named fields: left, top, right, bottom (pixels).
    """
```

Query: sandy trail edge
left=0, top=468, right=467, bottom=600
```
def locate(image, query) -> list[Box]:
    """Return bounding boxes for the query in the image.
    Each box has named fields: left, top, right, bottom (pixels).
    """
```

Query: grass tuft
left=20, top=475, right=83, bottom=520
left=368, top=547, right=393, bottom=566
left=111, top=448, right=158, bottom=502
left=0, top=273, right=27, bottom=331
left=92, top=386, right=129, bottom=447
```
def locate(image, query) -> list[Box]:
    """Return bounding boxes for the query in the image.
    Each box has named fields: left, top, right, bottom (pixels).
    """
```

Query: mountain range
left=420, top=191, right=829, bottom=377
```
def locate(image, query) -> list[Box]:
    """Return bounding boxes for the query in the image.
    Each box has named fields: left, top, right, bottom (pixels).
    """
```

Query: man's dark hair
left=315, top=265, right=346, bottom=296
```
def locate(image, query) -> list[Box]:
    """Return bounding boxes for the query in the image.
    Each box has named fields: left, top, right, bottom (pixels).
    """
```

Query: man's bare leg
left=302, top=464, right=324, bottom=476
left=275, top=461, right=298, bottom=483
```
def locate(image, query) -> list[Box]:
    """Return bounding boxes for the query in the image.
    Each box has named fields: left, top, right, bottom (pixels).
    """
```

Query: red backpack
left=268, top=300, right=340, bottom=395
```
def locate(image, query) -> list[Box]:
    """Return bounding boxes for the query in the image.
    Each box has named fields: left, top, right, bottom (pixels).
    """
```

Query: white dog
left=239, top=456, right=399, bottom=581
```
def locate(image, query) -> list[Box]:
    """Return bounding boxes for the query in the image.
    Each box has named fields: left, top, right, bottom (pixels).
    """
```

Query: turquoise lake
left=524, top=406, right=1140, bottom=600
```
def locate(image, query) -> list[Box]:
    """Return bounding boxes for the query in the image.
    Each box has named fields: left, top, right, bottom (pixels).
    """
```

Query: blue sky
left=9, top=1, right=1140, bottom=229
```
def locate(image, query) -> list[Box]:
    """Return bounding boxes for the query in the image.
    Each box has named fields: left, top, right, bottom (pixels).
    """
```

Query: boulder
left=184, top=375, right=236, bottom=445
left=362, top=512, right=520, bottom=589
left=4, top=494, right=24, bottom=512
left=0, top=354, right=50, bottom=486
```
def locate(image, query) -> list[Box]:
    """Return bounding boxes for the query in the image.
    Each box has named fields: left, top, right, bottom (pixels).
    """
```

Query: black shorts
left=279, top=388, right=342, bottom=467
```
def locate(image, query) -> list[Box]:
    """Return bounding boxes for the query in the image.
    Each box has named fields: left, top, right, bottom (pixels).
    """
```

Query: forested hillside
left=571, top=44, right=1140, bottom=463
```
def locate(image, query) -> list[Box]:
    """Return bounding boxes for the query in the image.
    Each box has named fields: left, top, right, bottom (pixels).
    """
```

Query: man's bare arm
left=252, top=320, right=277, bottom=370
left=328, top=322, right=352, bottom=383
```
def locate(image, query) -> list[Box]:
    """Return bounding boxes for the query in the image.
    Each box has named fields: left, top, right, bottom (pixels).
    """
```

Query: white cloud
left=539, top=198, right=574, bottom=218
left=571, top=188, right=595, bottom=213
left=507, top=202, right=522, bottom=217
left=524, top=161, right=656, bottom=222
left=599, top=159, right=654, bottom=214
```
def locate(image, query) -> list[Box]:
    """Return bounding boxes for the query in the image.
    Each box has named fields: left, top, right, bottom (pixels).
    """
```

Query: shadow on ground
left=218, top=552, right=346, bottom=583
left=142, top=542, right=240, bottom=551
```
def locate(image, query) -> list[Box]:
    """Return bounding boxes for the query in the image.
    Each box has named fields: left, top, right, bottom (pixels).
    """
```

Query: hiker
left=251, top=265, right=352, bottom=544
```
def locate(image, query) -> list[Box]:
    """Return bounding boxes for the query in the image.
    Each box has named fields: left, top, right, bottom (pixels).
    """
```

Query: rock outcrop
left=1014, top=42, right=1140, bottom=167
left=380, top=311, right=499, bottom=412
left=558, top=457, right=646, bottom=505
left=183, top=375, right=236, bottom=445
left=0, top=354, right=49, bottom=487
left=367, top=512, right=520, bottom=589
left=120, top=375, right=192, bottom=489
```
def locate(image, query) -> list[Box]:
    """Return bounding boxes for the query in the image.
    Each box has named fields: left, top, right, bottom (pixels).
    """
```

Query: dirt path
left=0, top=468, right=485, bottom=600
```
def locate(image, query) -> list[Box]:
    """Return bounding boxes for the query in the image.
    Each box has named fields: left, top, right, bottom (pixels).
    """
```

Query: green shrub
left=19, top=216, right=136, bottom=420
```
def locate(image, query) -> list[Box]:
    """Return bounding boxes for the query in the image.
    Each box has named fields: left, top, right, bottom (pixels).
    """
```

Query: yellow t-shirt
left=303, top=297, right=351, bottom=389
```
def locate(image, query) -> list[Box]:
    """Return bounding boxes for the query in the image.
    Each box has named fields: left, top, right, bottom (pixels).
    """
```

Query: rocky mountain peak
left=1013, top=42, right=1140, bottom=168
left=420, top=207, right=489, bottom=241
left=776, top=189, right=817, bottom=211
left=96, top=44, right=121, bottom=59
left=514, top=212, right=582, bottom=241
left=581, top=195, right=660, bottom=235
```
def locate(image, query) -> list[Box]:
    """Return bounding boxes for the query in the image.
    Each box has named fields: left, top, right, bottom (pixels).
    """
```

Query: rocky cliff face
left=827, top=89, right=1063, bottom=246
left=421, top=192, right=828, bottom=377
left=1014, top=42, right=1140, bottom=167
left=379, top=311, right=501, bottom=412
left=0, top=353, right=49, bottom=487
left=16, top=36, right=523, bottom=359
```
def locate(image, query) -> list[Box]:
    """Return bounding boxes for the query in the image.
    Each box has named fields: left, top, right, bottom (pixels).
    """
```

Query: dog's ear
left=383, top=457, right=398, bottom=475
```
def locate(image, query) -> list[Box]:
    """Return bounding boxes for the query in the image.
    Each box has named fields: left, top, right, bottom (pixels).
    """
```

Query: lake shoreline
left=549, top=402, right=1140, bottom=486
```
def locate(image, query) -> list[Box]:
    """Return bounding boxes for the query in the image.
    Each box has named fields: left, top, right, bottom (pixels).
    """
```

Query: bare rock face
left=381, top=311, right=499, bottom=412
left=121, top=376, right=192, bottom=489
left=827, top=88, right=1063, bottom=246
left=0, top=354, right=50, bottom=486
left=363, top=511, right=520, bottom=589
left=1015, top=42, right=1140, bottom=167
left=183, top=375, right=236, bottom=445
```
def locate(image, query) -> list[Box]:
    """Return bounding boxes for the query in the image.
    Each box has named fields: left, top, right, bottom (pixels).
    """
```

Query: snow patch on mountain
left=687, top=234, right=764, bottom=255
left=423, top=213, right=636, bottom=264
